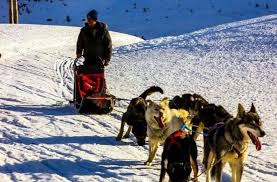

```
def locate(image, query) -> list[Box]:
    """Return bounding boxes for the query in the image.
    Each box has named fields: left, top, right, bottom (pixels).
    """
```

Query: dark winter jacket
left=76, top=22, right=112, bottom=67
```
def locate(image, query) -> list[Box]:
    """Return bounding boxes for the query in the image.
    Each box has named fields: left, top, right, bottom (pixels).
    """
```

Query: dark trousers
left=83, top=57, right=104, bottom=73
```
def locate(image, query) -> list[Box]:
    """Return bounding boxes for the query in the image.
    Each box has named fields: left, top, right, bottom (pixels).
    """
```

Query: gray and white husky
left=204, top=103, right=265, bottom=182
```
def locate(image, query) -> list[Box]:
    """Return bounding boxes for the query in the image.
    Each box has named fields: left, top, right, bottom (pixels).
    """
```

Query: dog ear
left=146, top=100, right=153, bottom=107
left=135, top=98, right=143, bottom=105
left=162, top=97, right=169, bottom=101
left=249, top=103, right=257, bottom=113
left=162, top=97, right=169, bottom=102
left=237, top=103, right=245, bottom=118
left=161, top=97, right=170, bottom=106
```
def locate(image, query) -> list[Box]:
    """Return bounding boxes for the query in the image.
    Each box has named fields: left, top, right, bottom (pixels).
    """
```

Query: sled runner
left=73, top=58, right=115, bottom=114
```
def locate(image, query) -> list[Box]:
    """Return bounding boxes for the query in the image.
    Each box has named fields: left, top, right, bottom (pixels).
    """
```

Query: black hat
left=87, top=9, right=98, bottom=20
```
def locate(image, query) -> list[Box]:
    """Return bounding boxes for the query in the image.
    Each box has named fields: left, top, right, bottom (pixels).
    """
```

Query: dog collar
left=229, top=142, right=243, bottom=158
left=225, top=136, right=249, bottom=159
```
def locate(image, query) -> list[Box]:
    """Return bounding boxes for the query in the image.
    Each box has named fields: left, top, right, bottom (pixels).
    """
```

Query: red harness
left=167, top=130, right=188, bottom=150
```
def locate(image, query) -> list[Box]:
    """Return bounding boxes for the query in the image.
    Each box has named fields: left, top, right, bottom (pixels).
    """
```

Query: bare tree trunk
left=9, top=0, right=19, bottom=24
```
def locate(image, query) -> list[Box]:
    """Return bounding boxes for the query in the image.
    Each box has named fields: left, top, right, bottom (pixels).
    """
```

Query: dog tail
left=203, top=137, right=212, bottom=169
left=139, top=86, right=163, bottom=99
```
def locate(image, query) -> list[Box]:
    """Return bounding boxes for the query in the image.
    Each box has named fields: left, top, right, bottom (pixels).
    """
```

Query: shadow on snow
left=0, top=159, right=139, bottom=180
left=0, top=104, right=76, bottom=116
left=0, top=134, right=136, bottom=146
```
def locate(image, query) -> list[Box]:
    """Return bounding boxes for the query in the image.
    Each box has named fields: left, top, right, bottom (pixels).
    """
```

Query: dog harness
left=167, top=130, right=188, bottom=150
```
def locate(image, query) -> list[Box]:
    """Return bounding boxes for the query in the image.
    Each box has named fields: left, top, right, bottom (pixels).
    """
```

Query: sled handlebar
left=73, top=56, right=103, bottom=67
left=73, top=56, right=106, bottom=70
left=73, top=56, right=84, bottom=68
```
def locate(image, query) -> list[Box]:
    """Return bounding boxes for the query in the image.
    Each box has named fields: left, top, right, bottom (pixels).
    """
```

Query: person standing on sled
left=74, top=10, right=112, bottom=107
left=76, top=9, right=112, bottom=73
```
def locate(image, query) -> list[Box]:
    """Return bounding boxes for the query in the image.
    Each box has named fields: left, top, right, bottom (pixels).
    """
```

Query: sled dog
left=191, top=104, right=232, bottom=140
left=160, top=130, right=198, bottom=182
left=116, top=86, right=163, bottom=146
left=170, top=93, right=208, bottom=117
left=204, top=103, right=265, bottom=182
left=145, top=98, right=190, bottom=165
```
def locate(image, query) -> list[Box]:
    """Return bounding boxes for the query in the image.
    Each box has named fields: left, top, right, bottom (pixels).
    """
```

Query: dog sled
left=72, top=58, right=115, bottom=114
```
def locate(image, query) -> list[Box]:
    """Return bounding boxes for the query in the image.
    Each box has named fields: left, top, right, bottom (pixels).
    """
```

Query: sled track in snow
left=0, top=49, right=160, bottom=181
left=52, top=54, right=162, bottom=181
left=0, top=47, right=274, bottom=182
left=55, top=57, right=74, bottom=102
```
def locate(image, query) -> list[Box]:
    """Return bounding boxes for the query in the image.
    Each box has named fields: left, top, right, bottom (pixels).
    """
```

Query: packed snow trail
left=0, top=15, right=277, bottom=181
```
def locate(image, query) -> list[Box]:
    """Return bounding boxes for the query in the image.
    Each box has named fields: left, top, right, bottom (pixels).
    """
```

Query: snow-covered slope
left=1, top=0, right=277, bottom=38
left=0, top=24, right=142, bottom=59
left=0, top=15, right=276, bottom=181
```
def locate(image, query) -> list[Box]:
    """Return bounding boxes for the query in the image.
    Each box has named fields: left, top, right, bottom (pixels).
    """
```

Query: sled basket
left=78, top=94, right=115, bottom=114
left=73, top=64, right=115, bottom=114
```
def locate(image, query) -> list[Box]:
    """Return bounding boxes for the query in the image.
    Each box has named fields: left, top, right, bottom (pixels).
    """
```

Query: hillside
left=1, top=0, right=277, bottom=38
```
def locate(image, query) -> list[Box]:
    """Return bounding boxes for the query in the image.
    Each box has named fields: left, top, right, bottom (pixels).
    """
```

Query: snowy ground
left=0, top=14, right=277, bottom=181
left=1, top=0, right=277, bottom=38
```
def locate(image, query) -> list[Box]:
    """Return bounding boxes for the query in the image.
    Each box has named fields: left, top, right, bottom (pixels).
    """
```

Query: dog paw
left=115, top=136, right=122, bottom=141
left=144, top=161, right=152, bottom=166
left=122, top=134, right=130, bottom=139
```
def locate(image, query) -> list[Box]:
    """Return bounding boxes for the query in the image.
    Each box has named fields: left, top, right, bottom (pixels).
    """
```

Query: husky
left=190, top=104, right=233, bottom=164
left=170, top=94, right=232, bottom=141
left=160, top=130, right=198, bottom=182
left=204, top=103, right=265, bottom=182
left=116, top=86, right=163, bottom=146
left=191, top=104, right=232, bottom=141
left=170, top=93, right=208, bottom=118
left=145, top=98, right=191, bottom=165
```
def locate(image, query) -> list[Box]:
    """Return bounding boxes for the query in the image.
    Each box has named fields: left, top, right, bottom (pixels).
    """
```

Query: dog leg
left=229, top=162, right=236, bottom=182
left=206, top=152, right=215, bottom=182
left=190, top=156, right=199, bottom=182
left=159, top=159, right=167, bottom=182
left=145, top=139, right=159, bottom=166
left=149, top=142, right=159, bottom=164
left=116, top=117, right=126, bottom=141
left=190, top=139, right=199, bottom=182
left=202, top=138, right=208, bottom=164
left=203, top=137, right=210, bottom=165
left=123, top=125, right=132, bottom=138
left=145, top=139, right=153, bottom=165
left=215, top=160, right=223, bottom=182
left=235, top=161, right=244, bottom=182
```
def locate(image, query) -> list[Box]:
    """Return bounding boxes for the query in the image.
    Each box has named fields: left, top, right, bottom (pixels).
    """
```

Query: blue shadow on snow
left=0, top=135, right=135, bottom=146
left=0, top=159, right=138, bottom=180
left=0, top=104, right=76, bottom=116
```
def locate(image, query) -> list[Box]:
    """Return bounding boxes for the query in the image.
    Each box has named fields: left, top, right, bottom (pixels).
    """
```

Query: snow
left=0, top=14, right=277, bottom=181
left=0, top=24, right=142, bottom=59
left=1, top=0, right=277, bottom=38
